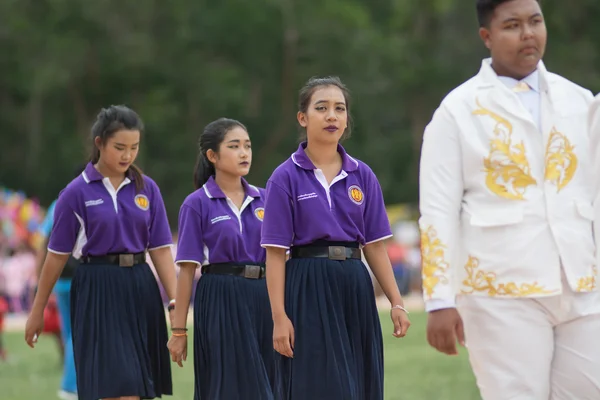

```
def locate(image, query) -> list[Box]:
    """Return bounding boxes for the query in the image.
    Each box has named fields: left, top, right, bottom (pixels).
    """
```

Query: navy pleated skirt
left=193, top=273, right=281, bottom=400
left=70, top=263, right=172, bottom=400
left=281, top=257, right=384, bottom=400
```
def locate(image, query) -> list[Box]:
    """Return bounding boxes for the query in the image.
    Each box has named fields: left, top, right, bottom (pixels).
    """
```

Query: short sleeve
left=261, top=179, right=294, bottom=248
left=363, top=168, right=393, bottom=244
left=148, top=181, right=173, bottom=250
left=47, top=194, right=80, bottom=254
left=174, top=204, right=204, bottom=266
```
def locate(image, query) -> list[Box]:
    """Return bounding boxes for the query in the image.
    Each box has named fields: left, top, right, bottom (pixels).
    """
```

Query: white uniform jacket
left=589, top=94, right=600, bottom=284
left=419, top=58, right=596, bottom=311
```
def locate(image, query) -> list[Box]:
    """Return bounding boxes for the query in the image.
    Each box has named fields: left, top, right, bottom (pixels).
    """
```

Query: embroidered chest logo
left=544, top=127, right=577, bottom=192
left=85, top=199, right=104, bottom=207
left=134, top=194, right=150, bottom=211
left=211, top=215, right=231, bottom=224
left=297, top=193, right=318, bottom=201
left=348, top=185, right=364, bottom=205
left=473, top=98, right=537, bottom=200
left=254, top=207, right=264, bottom=221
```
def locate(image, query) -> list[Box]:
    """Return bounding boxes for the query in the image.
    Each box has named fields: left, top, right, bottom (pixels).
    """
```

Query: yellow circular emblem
left=255, top=207, right=265, bottom=221
left=348, top=185, right=364, bottom=205
left=134, top=194, right=150, bottom=211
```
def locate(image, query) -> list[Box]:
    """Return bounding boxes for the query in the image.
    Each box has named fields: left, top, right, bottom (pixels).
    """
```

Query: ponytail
left=128, top=163, right=145, bottom=192
left=90, top=146, right=100, bottom=164
left=193, top=151, right=215, bottom=190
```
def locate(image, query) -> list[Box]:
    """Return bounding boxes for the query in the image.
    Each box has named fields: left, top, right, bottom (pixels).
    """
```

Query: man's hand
left=426, top=308, right=465, bottom=355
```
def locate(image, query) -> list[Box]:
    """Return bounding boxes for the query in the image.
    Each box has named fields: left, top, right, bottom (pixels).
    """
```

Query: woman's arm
left=363, top=241, right=403, bottom=306
left=31, top=252, right=70, bottom=314
left=363, top=240, right=410, bottom=337
left=149, top=246, right=177, bottom=301
left=266, top=246, right=295, bottom=357
left=172, top=263, right=196, bottom=329
left=266, top=247, right=287, bottom=320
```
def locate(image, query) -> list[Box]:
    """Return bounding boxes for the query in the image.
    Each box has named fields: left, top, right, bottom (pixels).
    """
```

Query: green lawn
left=0, top=312, right=480, bottom=400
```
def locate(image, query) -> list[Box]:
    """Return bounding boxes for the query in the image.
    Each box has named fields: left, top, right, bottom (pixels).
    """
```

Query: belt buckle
left=328, top=246, right=347, bottom=261
left=244, top=265, right=261, bottom=279
left=119, top=254, right=134, bottom=267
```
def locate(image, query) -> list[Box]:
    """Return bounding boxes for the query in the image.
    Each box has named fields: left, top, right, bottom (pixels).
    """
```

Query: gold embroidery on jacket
left=461, top=256, right=555, bottom=296
left=544, top=127, right=578, bottom=192
left=576, top=267, right=597, bottom=292
left=473, top=98, right=537, bottom=200
left=420, top=226, right=450, bottom=299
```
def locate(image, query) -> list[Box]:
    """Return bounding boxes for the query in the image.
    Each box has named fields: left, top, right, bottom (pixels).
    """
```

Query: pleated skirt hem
left=281, top=257, right=384, bottom=400
left=193, top=273, right=282, bottom=400
left=71, top=262, right=173, bottom=400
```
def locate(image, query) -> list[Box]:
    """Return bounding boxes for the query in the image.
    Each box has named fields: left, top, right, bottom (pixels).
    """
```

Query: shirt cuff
left=260, top=237, right=291, bottom=249
left=175, top=260, right=201, bottom=268
left=365, top=233, right=393, bottom=245
left=47, top=247, right=71, bottom=255
left=425, top=298, right=456, bottom=312
left=148, top=243, right=173, bottom=251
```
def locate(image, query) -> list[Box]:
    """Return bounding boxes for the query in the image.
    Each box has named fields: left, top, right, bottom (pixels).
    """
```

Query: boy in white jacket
left=419, top=0, right=600, bottom=399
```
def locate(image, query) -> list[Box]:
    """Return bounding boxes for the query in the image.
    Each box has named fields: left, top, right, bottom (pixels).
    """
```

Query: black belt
left=201, top=263, right=265, bottom=279
left=291, top=243, right=362, bottom=260
left=81, top=252, right=146, bottom=267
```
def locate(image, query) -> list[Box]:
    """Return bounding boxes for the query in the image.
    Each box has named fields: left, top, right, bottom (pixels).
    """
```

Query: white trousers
left=456, top=275, right=600, bottom=400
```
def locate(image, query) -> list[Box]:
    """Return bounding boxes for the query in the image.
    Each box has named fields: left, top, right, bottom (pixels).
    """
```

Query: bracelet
left=167, top=299, right=176, bottom=312
left=391, top=304, right=409, bottom=314
left=172, top=332, right=187, bottom=337
left=171, top=327, right=188, bottom=331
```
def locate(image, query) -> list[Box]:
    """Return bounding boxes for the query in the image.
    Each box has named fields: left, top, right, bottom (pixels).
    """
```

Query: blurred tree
left=0, top=0, right=597, bottom=225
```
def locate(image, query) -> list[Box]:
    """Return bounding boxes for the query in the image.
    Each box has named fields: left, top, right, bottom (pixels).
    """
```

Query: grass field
left=0, top=312, right=481, bottom=400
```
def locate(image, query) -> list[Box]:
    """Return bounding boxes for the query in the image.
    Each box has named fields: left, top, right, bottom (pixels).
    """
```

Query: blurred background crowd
left=0, top=188, right=45, bottom=315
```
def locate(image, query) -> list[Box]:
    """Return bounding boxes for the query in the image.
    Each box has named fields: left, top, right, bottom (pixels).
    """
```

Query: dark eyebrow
left=226, top=139, right=241, bottom=143
left=114, top=142, right=139, bottom=146
left=314, top=100, right=346, bottom=106
left=502, top=13, right=542, bottom=23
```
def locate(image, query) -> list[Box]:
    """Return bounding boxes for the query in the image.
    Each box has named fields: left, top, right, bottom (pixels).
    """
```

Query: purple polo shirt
left=175, top=176, right=266, bottom=266
left=48, top=162, right=172, bottom=257
left=261, top=142, right=392, bottom=249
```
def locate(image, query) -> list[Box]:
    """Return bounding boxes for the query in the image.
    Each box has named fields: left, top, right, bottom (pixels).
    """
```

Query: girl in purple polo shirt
left=167, top=118, right=281, bottom=399
left=25, top=105, right=177, bottom=400
left=261, top=77, right=411, bottom=399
